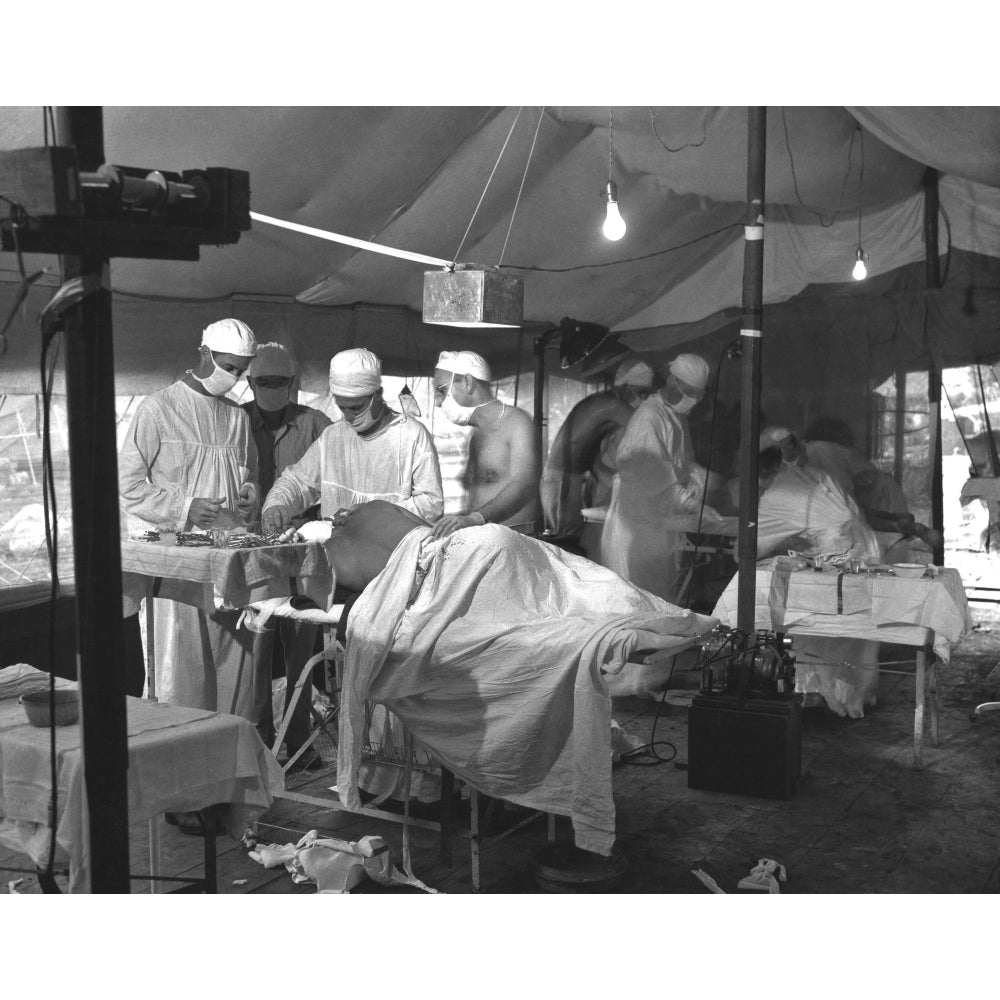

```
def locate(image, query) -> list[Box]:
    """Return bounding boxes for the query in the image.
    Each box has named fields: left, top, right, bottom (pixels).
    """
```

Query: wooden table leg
left=439, top=767, right=454, bottom=866
left=927, top=651, right=940, bottom=746
left=913, top=648, right=926, bottom=769
left=202, top=808, right=218, bottom=893
left=144, top=578, right=157, bottom=702
left=148, top=819, right=161, bottom=894
left=470, top=788, right=481, bottom=893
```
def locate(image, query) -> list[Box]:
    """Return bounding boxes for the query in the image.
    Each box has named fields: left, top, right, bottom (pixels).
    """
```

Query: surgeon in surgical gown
left=119, top=318, right=260, bottom=720
left=261, top=347, right=443, bottom=530
left=261, top=346, right=444, bottom=803
left=601, top=353, right=726, bottom=603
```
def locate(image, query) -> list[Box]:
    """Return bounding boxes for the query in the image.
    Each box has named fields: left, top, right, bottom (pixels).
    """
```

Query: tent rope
left=497, top=107, right=544, bottom=268
left=452, top=107, right=523, bottom=267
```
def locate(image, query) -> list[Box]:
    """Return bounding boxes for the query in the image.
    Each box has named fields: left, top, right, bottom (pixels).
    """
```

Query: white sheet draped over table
left=713, top=563, right=972, bottom=717
left=337, top=524, right=716, bottom=857
left=0, top=664, right=284, bottom=892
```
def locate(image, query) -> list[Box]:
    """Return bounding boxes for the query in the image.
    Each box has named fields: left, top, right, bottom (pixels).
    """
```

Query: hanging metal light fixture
left=422, top=263, right=523, bottom=328
left=423, top=108, right=538, bottom=328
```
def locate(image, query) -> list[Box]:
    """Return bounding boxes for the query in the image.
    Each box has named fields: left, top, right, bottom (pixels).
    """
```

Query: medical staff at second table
left=601, top=352, right=727, bottom=603
left=539, top=355, right=655, bottom=557
left=261, top=347, right=444, bottom=532
left=242, top=342, right=331, bottom=767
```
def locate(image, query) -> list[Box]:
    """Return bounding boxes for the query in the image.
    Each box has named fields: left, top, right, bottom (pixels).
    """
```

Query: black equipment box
left=687, top=692, right=803, bottom=800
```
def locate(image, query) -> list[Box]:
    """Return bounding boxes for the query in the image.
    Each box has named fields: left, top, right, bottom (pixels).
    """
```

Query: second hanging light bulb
left=852, top=247, right=867, bottom=281
left=602, top=180, right=627, bottom=241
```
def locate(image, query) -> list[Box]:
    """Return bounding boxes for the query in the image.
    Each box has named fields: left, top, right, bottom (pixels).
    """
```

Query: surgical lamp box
left=0, top=147, right=82, bottom=217
left=687, top=692, right=803, bottom=800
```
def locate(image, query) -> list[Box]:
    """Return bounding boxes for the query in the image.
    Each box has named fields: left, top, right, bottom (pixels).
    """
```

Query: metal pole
left=55, top=106, right=131, bottom=892
left=736, top=108, right=767, bottom=638
left=533, top=331, right=550, bottom=469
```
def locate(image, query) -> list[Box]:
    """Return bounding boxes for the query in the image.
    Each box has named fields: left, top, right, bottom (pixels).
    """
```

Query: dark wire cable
left=678, top=338, right=734, bottom=608
left=782, top=109, right=859, bottom=228
left=500, top=222, right=743, bottom=274
left=39, top=314, right=62, bottom=891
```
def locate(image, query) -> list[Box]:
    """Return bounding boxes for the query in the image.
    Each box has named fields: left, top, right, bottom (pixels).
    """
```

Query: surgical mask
left=439, top=373, right=487, bottom=426
left=672, top=393, right=698, bottom=415
left=347, top=398, right=380, bottom=434
left=619, top=385, right=648, bottom=410
left=192, top=358, right=240, bottom=397
left=253, top=388, right=290, bottom=412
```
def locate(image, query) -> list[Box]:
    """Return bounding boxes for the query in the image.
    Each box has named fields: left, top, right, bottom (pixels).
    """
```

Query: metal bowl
left=892, top=563, right=928, bottom=580
left=19, top=688, right=80, bottom=728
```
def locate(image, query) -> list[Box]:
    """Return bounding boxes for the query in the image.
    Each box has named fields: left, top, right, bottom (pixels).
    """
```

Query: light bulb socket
left=855, top=247, right=865, bottom=262
left=603, top=180, right=619, bottom=204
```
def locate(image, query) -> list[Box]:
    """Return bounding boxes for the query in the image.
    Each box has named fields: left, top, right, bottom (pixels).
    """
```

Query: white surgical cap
left=436, top=350, right=491, bottom=382
left=248, top=342, right=294, bottom=379
left=759, top=426, right=792, bottom=452
left=329, top=347, right=382, bottom=397
left=202, top=318, right=257, bottom=357
left=613, top=357, right=654, bottom=388
left=668, top=353, right=710, bottom=391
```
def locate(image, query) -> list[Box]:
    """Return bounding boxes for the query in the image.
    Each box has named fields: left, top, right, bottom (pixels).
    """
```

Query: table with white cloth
left=0, top=665, right=284, bottom=892
left=120, top=536, right=335, bottom=699
left=712, top=563, right=973, bottom=766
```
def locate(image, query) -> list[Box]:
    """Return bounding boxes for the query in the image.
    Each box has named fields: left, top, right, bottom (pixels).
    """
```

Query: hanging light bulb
left=602, top=180, right=627, bottom=241
left=852, top=247, right=867, bottom=281
left=851, top=128, right=867, bottom=281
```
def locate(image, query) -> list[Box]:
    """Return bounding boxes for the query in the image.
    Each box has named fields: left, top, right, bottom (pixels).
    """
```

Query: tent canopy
left=1, top=106, right=999, bottom=394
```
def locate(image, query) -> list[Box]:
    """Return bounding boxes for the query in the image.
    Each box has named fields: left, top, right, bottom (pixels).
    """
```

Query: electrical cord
left=678, top=337, right=736, bottom=608
left=782, top=110, right=859, bottom=228
left=500, top=221, right=743, bottom=274
left=38, top=310, right=63, bottom=893
left=618, top=627, right=747, bottom=768
left=648, top=107, right=712, bottom=153
left=617, top=668, right=678, bottom=767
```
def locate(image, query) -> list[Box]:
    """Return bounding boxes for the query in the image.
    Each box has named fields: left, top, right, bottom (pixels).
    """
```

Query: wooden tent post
left=736, top=107, right=767, bottom=638
left=923, top=167, right=945, bottom=565
left=55, top=106, right=131, bottom=892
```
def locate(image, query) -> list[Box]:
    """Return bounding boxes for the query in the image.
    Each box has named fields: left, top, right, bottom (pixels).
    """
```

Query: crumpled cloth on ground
left=738, top=858, right=787, bottom=893
left=248, top=830, right=434, bottom=893
left=337, top=523, right=716, bottom=857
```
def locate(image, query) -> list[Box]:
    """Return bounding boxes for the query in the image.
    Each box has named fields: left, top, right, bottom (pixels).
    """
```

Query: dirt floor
left=4, top=606, right=1000, bottom=897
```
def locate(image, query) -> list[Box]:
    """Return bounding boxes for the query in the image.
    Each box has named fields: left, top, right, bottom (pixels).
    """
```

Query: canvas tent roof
left=1, top=106, right=998, bottom=395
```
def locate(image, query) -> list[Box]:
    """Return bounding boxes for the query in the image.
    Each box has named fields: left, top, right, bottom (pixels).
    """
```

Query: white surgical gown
left=118, top=380, right=258, bottom=711
left=601, top=395, right=723, bottom=602
left=262, top=413, right=444, bottom=523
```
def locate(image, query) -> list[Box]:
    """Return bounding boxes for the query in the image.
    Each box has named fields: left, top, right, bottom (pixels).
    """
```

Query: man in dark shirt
left=242, top=343, right=331, bottom=766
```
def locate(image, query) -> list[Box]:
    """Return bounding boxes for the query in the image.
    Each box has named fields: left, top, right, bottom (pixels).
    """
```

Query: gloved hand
left=261, top=505, right=293, bottom=534
left=429, top=511, right=485, bottom=540
left=236, top=482, right=258, bottom=522
left=188, top=496, right=226, bottom=529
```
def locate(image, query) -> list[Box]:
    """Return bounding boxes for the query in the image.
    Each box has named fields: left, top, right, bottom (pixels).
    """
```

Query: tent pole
left=923, top=168, right=945, bottom=565
left=55, top=106, right=131, bottom=893
left=736, top=107, right=767, bottom=638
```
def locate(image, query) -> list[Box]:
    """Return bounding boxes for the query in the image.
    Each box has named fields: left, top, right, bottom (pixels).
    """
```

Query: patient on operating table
left=294, top=499, right=714, bottom=857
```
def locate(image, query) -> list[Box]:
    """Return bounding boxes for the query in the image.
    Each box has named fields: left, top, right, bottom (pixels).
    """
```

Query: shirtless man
left=429, top=350, right=540, bottom=539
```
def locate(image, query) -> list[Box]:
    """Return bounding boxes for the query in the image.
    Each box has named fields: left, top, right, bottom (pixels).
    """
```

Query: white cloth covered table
left=712, top=564, right=973, bottom=762
left=0, top=665, right=284, bottom=892
left=120, top=537, right=335, bottom=617
left=337, top=524, right=717, bottom=857
left=712, top=563, right=971, bottom=665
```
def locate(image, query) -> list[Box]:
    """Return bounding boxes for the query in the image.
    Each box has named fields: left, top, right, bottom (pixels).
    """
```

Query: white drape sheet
left=337, top=524, right=715, bottom=856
